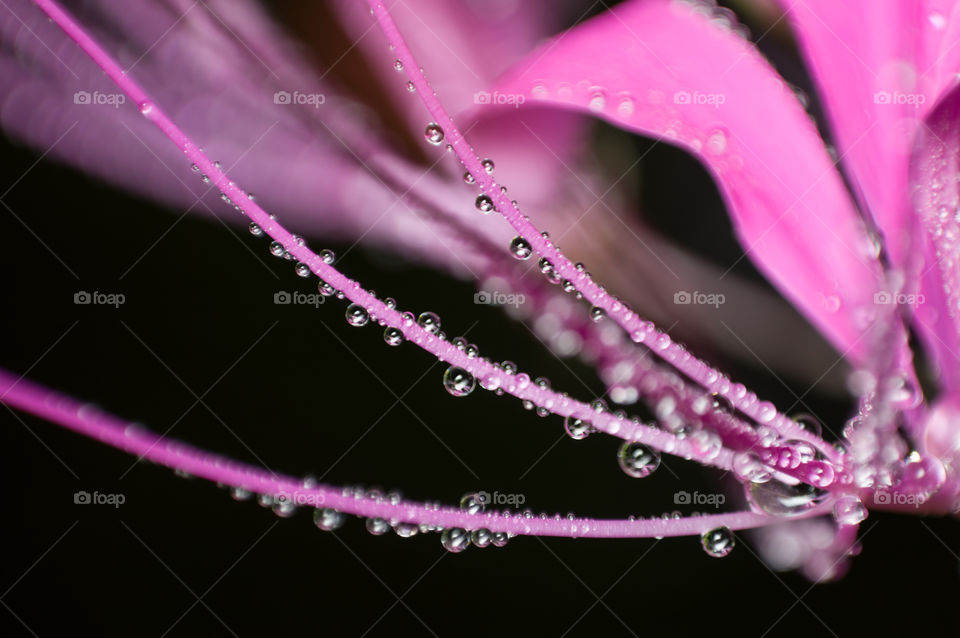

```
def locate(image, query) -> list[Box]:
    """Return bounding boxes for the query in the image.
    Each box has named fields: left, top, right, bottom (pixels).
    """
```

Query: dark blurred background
left=1, top=1, right=959, bottom=636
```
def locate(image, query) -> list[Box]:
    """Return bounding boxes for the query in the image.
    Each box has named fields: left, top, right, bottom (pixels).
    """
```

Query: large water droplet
left=345, top=303, right=369, bottom=327
left=510, top=236, right=532, bottom=260
left=471, top=528, right=493, bottom=548
left=475, top=194, right=495, bottom=213
left=443, top=366, right=476, bottom=397
left=417, top=311, right=441, bottom=334
left=564, top=415, right=593, bottom=440
left=617, top=441, right=660, bottom=478
left=441, top=527, right=471, bottom=553
left=701, top=526, right=735, bottom=557
left=295, top=262, right=311, bottom=278
left=319, top=249, right=335, bottom=265
left=248, top=222, right=263, bottom=237
left=383, top=326, right=404, bottom=346
left=424, top=123, right=445, bottom=145
left=746, top=480, right=828, bottom=517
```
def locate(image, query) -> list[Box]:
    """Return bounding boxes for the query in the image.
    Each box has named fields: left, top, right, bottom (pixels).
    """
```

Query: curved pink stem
left=362, top=0, right=839, bottom=462
left=0, top=367, right=822, bottom=538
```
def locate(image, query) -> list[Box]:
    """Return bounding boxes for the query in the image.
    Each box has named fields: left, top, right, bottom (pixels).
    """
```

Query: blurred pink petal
left=490, top=0, right=885, bottom=364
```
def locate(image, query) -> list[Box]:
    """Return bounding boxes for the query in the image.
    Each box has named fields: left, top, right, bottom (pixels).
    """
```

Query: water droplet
left=463, top=172, right=475, bottom=185
left=366, top=517, right=390, bottom=535
left=618, top=441, right=660, bottom=478
left=424, top=122, right=445, bottom=145
left=746, top=480, right=828, bottom=517
left=295, top=262, right=311, bottom=278
left=460, top=492, right=485, bottom=514
left=792, top=413, right=823, bottom=436
left=564, top=415, right=593, bottom=440
left=318, top=281, right=335, bottom=297
left=481, top=159, right=495, bottom=174
left=395, top=522, right=419, bottom=537
left=588, top=92, right=606, bottom=111
left=475, top=194, right=495, bottom=213
left=269, top=241, right=285, bottom=257
left=383, top=326, right=404, bottom=346
left=345, top=303, right=369, bottom=327
left=314, top=508, right=346, bottom=531
left=405, top=81, right=416, bottom=93
left=509, top=236, right=532, bottom=260
left=443, top=366, right=476, bottom=397
left=417, top=311, right=441, bottom=334
left=590, top=307, right=606, bottom=322
left=701, top=526, right=735, bottom=557
left=272, top=497, right=296, bottom=518
left=139, top=101, right=153, bottom=115
left=471, top=528, right=493, bottom=548
left=833, top=495, right=867, bottom=526
left=441, top=527, right=471, bottom=553
left=756, top=401, right=777, bottom=423
left=319, top=249, right=335, bottom=264
left=393, top=59, right=403, bottom=71
left=248, top=222, right=263, bottom=237
left=732, top=451, right=772, bottom=483
left=706, top=129, right=728, bottom=154
left=230, top=487, right=251, bottom=501
left=479, top=372, right=501, bottom=392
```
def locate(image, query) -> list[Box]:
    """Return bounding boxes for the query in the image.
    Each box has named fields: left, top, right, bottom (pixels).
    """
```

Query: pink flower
left=2, top=0, right=959, bottom=600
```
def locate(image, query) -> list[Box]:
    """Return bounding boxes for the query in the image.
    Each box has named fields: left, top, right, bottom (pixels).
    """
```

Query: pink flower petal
left=491, top=0, right=884, bottom=362
left=778, top=0, right=960, bottom=387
